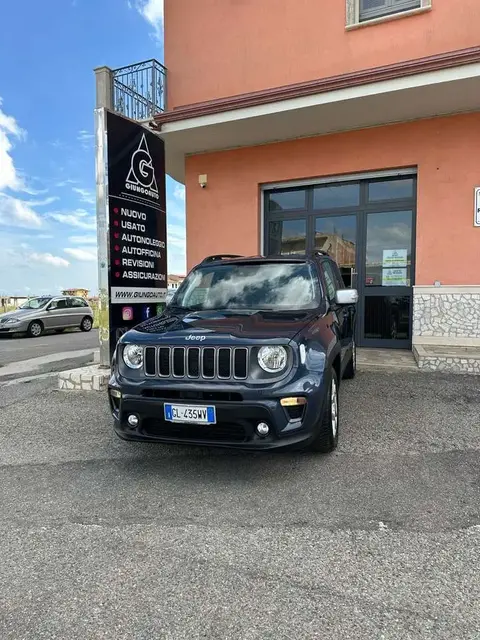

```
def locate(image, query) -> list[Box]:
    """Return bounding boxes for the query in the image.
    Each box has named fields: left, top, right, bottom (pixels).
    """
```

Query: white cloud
left=77, top=130, right=95, bottom=150
left=173, top=183, right=185, bottom=202
left=73, top=187, right=95, bottom=205
left=135, top=0, right=163, bottom=39
left=68, top=234, right=97, bottom=245
left=56, top=179, right=77, bottom=188
left=0, top=99, right=49, bottom=230
left=30, top=252, right=70, bottom=268
left=64, top=247, right=97, bottom=262
left=77, top=130, right=94, bottom=142
left=26, top=196, right=59, bottom=207
left=0, top=98, right=26, bottom=193
left=49, top=209, right=96, bottom=230
left=0, top=193, right=42, bottom=228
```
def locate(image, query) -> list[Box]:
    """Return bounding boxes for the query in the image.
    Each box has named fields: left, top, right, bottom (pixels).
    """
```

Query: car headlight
left=5, top=318, right=19, bottom=324
left=123, top=345, right=144, bottom=369
left=257, top=346, right=288, bottom=374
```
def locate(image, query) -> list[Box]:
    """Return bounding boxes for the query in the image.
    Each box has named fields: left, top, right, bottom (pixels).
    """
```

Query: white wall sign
left=382, top=268, right=408, bottom=287
left=383, top=249, right=407, bottom=268
left=475, top=187, right=480, bottom=227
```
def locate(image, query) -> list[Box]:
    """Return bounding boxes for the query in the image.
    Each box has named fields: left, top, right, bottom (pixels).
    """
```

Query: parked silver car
left=0, top=296, right=94, bottom=337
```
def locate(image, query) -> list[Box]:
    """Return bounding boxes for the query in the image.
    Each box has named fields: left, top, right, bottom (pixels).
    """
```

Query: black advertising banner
left=106, top=111, right=167, bottom=357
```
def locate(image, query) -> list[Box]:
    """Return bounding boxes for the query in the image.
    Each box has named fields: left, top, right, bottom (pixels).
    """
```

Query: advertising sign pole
left=105, top=110, right=167, bottom=361
left=95, top=107, right=167, bottom=365
left=94, top=107, right=111, bottom=368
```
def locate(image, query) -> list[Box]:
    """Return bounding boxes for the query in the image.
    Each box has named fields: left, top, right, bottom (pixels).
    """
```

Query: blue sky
left=0, top=0, right=185, bottom=297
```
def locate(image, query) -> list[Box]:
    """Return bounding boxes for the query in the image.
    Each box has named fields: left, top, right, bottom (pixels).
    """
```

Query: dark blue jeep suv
left=109, top=251, right=358, bottom=453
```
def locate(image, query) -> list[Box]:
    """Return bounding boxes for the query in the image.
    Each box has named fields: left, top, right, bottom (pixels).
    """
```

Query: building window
left=360, top=0, right=420, bottom=21
left=347, top=0, right=430, bottom=26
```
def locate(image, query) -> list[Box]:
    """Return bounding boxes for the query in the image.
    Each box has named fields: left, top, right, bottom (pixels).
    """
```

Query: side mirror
left=335, top=289, right=359, bottom=305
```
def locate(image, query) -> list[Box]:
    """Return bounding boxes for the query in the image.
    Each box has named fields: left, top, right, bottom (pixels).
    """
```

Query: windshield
left=173, top=262, right=320, bottom=311
left=19, top=297, right=52, bottom=310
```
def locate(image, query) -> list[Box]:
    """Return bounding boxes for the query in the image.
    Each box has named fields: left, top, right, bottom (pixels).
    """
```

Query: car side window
left=56, top=298, right=67, bottom=309
left=69, top=297, right=87, bottom=307
left=322, top=261, right=338, bottom=304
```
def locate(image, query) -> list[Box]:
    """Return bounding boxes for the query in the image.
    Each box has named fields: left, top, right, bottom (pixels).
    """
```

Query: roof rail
left=308, top=250, right=330, bottom=258
left=201, top=254, right=244, bottom=263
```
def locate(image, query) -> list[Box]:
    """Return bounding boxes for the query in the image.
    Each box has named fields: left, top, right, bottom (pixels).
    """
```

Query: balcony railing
left=112, top=59, right=166, bottom=121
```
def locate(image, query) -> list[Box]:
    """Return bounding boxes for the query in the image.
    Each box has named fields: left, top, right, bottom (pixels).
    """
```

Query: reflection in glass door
left=362, top=210, right=414, bottom=347
left=268, top=219, right=307, bottom=255
left=315, top=216, right=357, bottom=288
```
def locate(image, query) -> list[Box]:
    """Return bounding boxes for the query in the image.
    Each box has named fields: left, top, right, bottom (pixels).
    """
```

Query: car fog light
left=110, top=389, right=122, bottom=399
left=127, top=414, right=139, bottom=427
left=280, top=397, right=307, bottom=407
left=256, top=422, right=270, bottom=437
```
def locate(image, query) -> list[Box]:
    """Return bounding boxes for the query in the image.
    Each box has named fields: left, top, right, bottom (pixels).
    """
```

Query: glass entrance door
left=264, top=175, right=416, bottom=350
left=358, top=209, right=414, bottom=348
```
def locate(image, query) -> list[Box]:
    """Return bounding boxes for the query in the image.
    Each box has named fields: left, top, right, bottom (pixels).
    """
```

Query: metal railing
left=112, top=59, right=166, bottom=121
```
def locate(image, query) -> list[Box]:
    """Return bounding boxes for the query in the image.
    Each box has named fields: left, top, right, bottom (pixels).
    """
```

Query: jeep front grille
left=144, top=346, right=249, bottom=380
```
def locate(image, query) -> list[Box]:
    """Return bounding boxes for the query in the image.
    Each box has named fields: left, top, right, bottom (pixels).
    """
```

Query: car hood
left=0, top=308, right=36, bottom=322
left=123, top=308, right=319, bottom=344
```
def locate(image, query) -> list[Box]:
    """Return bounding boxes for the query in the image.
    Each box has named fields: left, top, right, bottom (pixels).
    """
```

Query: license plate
left=164, top=404, right=216, bottom=425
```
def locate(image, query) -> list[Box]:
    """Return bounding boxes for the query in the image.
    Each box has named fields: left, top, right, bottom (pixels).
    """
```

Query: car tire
left=80, top=316, right=93, bottom=332
left=343, top=340, right=356, bottom=380
left=308, top=368, right=339, bottom=454
left=27, top=321, right=43, bottom=338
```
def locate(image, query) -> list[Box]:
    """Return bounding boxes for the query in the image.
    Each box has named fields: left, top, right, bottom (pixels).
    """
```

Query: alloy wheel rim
left=32, top=323, right=41, bottom=336
left=331, top=378, right=338, bottom=437
left=84, top=319, right=92, bottom=330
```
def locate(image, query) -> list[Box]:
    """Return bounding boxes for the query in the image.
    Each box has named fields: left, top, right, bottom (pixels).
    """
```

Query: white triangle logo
left=125, top=133, right=159, bottom=194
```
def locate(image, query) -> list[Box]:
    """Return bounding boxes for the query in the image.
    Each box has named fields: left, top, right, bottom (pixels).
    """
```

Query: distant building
left=167, top=274, right=185, bottom=291
left=62, top=288, right=89, bottom=299
left=1, top=295, right=29, bottom=309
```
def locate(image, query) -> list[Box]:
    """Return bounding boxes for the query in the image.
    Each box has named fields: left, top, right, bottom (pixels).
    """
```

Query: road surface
left=0, top=370, right=479, bottom=639
left=0, top=329, right=98, bottom=367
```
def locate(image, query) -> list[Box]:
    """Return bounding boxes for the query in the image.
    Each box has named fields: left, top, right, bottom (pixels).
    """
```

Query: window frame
left=346, top=0, right=431, bottom=28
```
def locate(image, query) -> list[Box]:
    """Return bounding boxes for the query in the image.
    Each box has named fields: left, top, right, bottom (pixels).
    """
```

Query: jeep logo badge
left=185, top=335, right=206, bottom=341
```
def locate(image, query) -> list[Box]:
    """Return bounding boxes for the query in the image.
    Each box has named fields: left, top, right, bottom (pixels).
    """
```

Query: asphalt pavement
left=0, top=370, right=479, bottom=639
left=0, top=329, right=99, bottom=367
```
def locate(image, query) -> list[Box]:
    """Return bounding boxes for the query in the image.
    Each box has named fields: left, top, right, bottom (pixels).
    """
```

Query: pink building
left=153, top=0, right=480, bottom=358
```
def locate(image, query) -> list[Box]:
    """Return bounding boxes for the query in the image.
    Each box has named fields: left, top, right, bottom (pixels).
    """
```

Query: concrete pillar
left=94, top=66, right=114, bottom=110
left=94, top=67, right=113, bottom=368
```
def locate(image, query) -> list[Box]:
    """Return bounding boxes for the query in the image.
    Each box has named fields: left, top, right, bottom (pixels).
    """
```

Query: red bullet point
left=115, top=259, right=120, bottom=266
left=115, top=272, right=120, bottom=278
left=114, top=232, right=119, bottom=239
left=113, top=208, right=119, bottom=214
left=114, top=220, right=119, bottom=226
left=114, top=245, right=120, bottom=251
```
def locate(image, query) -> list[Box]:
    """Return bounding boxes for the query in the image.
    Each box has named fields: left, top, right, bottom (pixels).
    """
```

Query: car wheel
left=343, top=340, right=356, bottom=380
left=309, top=368, right=339, bottom=454
left=80, top=316, right=93, bottom=332
left=27, top=321, right=43, bottom=338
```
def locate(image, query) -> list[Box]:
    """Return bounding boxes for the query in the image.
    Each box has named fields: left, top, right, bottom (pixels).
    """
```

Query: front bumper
left=0, top=324, right=23, bottom=334
left=109, top=374, right=328, bottom=451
